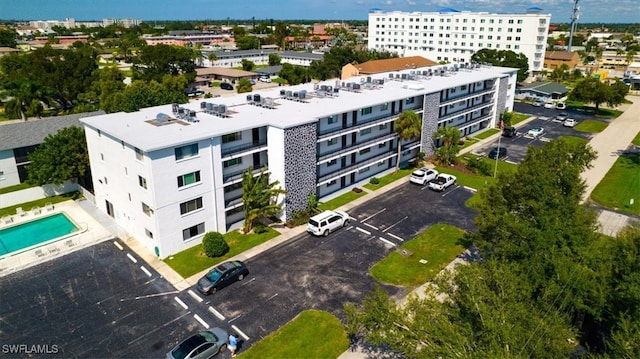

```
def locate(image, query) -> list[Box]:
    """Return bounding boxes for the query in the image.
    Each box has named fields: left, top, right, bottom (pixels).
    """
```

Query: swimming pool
left=0, top=213, right=81, bottom=256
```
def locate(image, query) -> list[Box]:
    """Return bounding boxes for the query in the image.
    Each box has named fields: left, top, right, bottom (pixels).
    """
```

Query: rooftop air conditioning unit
left=246, top=94, right=253, bottom=102
left=253, top=94, right=261, bottom=102
left=171, top=103, right=179, bottom=114
left=200, top=102, right=207, bottom=109
left=280, top=89, right=286, bottom=96
left=366, top=76, right=372, bottom=83
left=299, top=90, right=307, bottom=99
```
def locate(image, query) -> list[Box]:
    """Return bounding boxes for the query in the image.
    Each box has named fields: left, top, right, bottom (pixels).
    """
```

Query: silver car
left=167, top=328, right=229, bottom=359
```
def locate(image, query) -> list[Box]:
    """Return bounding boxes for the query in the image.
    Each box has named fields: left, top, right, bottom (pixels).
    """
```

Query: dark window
left=183, top=223, right=205, bottom=241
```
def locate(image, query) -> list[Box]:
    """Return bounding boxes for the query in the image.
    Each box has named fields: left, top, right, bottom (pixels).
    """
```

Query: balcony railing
left=318, top=109, right=423, bottom=139
left=224, top=193, right=243, bottom=208
left=440, top=87, right=494, bottom=105
left=457, top=114, right=493, bottom=131
left=223, top=164, right=268, bottom=183
left=438, top=101, right=493, bottom=122
left=318, top=132, right=397, bottom=161
left=318, top=152, right=396, bottom=184
left=221, top=139, right=267, bottom=157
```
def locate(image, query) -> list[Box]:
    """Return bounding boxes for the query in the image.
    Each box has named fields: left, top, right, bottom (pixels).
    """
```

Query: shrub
left=202, top=231, right=229, bottom=257
left=254, top=224, right=268, bottom=234
left=352, top=187, right=363, bottom=193
left=370, top=177, right=380, bottom=185
left=466, top=157, right=492, bottom=176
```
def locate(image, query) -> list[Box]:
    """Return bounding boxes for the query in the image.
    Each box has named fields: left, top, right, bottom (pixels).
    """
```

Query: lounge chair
left=1, top=215, right=12, bottom=224
left=31, top=206, right=41, bottom=215
left=35, top=249, right=46, bottom=258
left=65, top=239, right=76, bottom=248
left=16, top=207, right=25, bottom=217
left=48, top=246, right=60, bottom=255
left=45, top=202, right=54, bottom=211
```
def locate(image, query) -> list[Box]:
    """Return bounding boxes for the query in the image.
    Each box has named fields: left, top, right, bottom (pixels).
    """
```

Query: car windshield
left=206, top=268, right=223, bottom=282
left=411, top=170, right=424, bottom=176
left=171, top=333, right=208, bottom=359
left=309, top=219, right=319, bottom=227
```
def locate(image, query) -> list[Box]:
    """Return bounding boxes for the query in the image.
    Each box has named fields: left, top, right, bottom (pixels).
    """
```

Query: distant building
left=0, top=47, right=20, bottom=57
left=284, top=35, right=331, bottom=49
left=143, top=33, right=232, bottom=47
left=341, top=56, right=437, bottom=80
left=194, top=68, right=257, bottom=86
left=368, top=7, right=550, bottom=72
left=544, top=51, right=580, bottom=69
left=516, top=82, right=568, bottom=100
left=201, top=49, right=323, bottom=68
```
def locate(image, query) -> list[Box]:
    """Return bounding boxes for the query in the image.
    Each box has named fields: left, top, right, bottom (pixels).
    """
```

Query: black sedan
left=196, top=261, right=249, bottom=295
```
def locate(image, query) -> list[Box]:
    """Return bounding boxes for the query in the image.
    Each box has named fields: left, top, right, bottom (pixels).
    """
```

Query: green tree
left=471, top=49, right=530, bottom=82
left=278, top=63, right=310, bottom=85
left=108, top=75, right=188, bottom=113
left=394, top=110, right=422, bottom=172
left=241, top=59, right=255, bottom=71
left=433, top=126, right=461, bottom=166
left=626, top=49, right=637, bottom=64
left=569, top=77, right=627, bottom=114
left=499, top=111, right=514, bottom=127
left=268, top=53, right=281, bottom=66
left=208, top=52, right=217, bottom=62
left=235, top=35, right=261, bottom=50
left=241, top=166, right=286, bottom=233
left=27, top=126, right=90, bottom=187
left=0, top=28, right=17, bottom=47
left=236, top=78, right=253, bottom=93
left=202, top=232, right=229, bottom=257
left=133, top=44, right=197, bottom=83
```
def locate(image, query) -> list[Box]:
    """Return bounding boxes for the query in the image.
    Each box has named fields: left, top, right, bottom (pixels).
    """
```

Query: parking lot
left=475, top=103, right=595, bottom=164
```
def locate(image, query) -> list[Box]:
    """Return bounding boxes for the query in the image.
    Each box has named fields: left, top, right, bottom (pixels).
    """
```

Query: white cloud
left=407, top=0, right=416, bottom=5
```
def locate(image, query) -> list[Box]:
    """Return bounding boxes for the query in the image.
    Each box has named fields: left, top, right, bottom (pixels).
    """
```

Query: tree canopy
left=394, top=110, right=422, bottom=172
left=569, top=77, right=629, bottom=114
left=471, top=49, right=529, bottom=82
left=241, top=166, right=286, bottom=233
left=433, top=126, right=461, bottom=166
left=132, top=44, right=197, bottom=83
left=27, top=126, right=90, bottom=187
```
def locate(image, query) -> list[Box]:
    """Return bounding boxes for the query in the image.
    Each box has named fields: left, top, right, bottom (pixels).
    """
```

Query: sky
left=0, top=0, right=637, bottom=24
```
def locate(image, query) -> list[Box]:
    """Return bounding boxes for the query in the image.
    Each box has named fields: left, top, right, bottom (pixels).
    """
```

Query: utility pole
left=567, top=0, right=580, bottom=52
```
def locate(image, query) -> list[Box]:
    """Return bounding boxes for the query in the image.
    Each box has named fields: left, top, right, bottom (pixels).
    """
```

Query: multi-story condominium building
left=80, top=64, right=517, bottom=257
left=368, top=7, right=550, bottom=72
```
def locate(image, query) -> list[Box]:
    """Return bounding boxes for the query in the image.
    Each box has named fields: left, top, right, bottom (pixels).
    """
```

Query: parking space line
left=126, top=253, right=137, bottom=263
left=193, top=314, right=210, bottom=329
left=355, top=227, right=371, bottom=235
left=232, top=325, right=250, bottom=341
left=378, top=237, right=397, bottom=247
left=386, top=232, right=404, bottom=242
left=174, top=297, right=188, bottom=310
left=363, top=222, right=379, bottom=230
left=188, top=290, right=203, bottom=303
left=128, top=312, right=191, bottom=345
left=463, top=186, right=477, bottom=193
left=361, top=208, right=386, bottom=223
left=140, top=266, right=152, bottom=277
left=442, top=186, right=460, bottom=197
left=113, top=241, right=123, bottom=250
left=383, top=215, right=408, bottom=233
left=208, top=306, right=226, bottom=320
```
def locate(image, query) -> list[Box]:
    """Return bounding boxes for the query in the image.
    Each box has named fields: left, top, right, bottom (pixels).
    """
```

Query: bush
left=369, top=177, right=380, bottom=185
left=254, top=224, right=268, bottom=234
left=202, top=232, right=229, bottom=257
left=352, top=187, right=363, bottom=193
left=466, top=158, right=492, bottom=176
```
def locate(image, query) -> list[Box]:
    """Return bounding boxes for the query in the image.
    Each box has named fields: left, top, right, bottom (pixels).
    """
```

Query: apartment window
left=124, top=167, right=128, bottom=176
left=405, top=97, right=415, bottom=104
left=327, top=159, right=337, bottom=166
left=222, top=132, right=242, bottom=143
left=138, top=176, right=147, bottom=189
left=517, top=19, right=523, bottom=24
left=515, top=36, right=521, bottom=41
left=379, top=123, right=388, bottom=130
left=224, top=182, right=243, bottom=193
left=135, top=147, right=143, bottom=161
left=327, top=138, right=338, bottom=146
left=359, top=166, right=370, bottom=173
left=328, top=115, right=338, bottom=124
left=174, top=143, right=199, bottom=161
left=145, top=228, right=154, bottom=239
left=180, top=197, right=203, bottom=215
left=142, top=202, right=153, bottom=216
left=360, top=128, right=372, bottom=135
left=100, top=153, right=104, bottom=161
left=361, top=107, right=372, bottom=115
left=327, top=180, right=337, bottom=186
left=223, top=157, right=242, bottom=168
left=508, top=19, right=514, bottom=24
left=128, top=193, right=131, bottom=201
left=516, top=28, right=522, bottom=33
left=178, top=171, right=201, bottom=187
left=182, top=223, right=205, bottom=241
left=378, top=143, right=386, bottom=149
left=380, top=103, right=389, bottom=111
left=359, top=148, right=371, bottom=155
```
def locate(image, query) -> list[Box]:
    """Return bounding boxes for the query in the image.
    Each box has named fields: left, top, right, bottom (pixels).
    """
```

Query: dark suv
left=220, top=82, right=233, bottom=90
left=488, top=147, right=508, bottom=159
left=502, top=126, right=517, bottom=137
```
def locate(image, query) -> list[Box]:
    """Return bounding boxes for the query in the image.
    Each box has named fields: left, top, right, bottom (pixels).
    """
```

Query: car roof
left=172, top=333, right=207, bottom=359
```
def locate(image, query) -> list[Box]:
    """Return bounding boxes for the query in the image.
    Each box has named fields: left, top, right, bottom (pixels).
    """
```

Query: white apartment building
left=80, top=64, right=517, bottom=257
left=368, top=8, right=550, bottom=72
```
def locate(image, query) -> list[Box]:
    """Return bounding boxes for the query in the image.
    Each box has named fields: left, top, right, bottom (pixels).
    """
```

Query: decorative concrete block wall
left=420, top=92, right=441, bottom=157
left=283, top=123, right=317, bottom=221
left=496, top=77, right=508, bottom=116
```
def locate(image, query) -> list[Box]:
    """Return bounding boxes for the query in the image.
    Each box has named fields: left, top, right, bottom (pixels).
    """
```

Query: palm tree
left=626, top=50, right=637, bottom=65
left=394, top=110, right=422, bottom=173
left=241, top=166, right=287, bottom=233
left=433, top=126, right=461, bottom=166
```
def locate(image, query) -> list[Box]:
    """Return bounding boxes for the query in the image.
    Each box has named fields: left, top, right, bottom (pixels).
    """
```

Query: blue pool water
left=0, top=213, right=80, bottom=255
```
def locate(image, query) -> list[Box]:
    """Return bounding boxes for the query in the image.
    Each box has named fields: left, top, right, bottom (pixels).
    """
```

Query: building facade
left=81, top=64, right=517, bottom=257
left=367, top=8, right=550, bottom=72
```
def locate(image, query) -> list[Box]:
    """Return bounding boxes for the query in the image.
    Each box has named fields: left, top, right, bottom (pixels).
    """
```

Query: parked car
left=544, top=102, right=555, bottom=109
left=556, top=112, right=569, bottom=121
left=196, top=261, right=249, bottom=295
left=410, top=168, right=439, bottom=185
left=488, top=147, right=508, bottom=159
left=502, top=126, right=518, bottom=137
left=428, top=174, right=457, bottom=192
left=527, top=127, right=545, bottom=138
left=532, top=100, right=544, bottom=107
left=563, top=118, right=577, bottom=127
left=259, top=76, right=272, bottom=83
left=220, top=82, right=233, bottom=90
left=556, top=102, right=566, bottom=110
left=185, top=89, right=205, bottom=97
left=167, top=327, right=229, bottom=359
left=307, top=210, right=350, bottom=236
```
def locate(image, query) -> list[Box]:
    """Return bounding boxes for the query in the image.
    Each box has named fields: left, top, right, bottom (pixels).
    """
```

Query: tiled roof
left=545, top=51, right=577, bottom=61
left=0, top=111, right=104, bottom=151
left=354, top=56, right=437, bottom=74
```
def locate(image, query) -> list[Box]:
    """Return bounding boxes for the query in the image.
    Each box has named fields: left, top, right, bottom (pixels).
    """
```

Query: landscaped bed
left=370, top=224, right=468, bottom=287
left=238, top=309, right=349, bottom=359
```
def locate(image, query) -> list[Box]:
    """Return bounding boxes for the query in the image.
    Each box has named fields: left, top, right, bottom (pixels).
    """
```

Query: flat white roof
left=81, top=65, right=516, bottom=152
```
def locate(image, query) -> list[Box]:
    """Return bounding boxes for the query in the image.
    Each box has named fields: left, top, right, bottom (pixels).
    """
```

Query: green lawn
left=511, top=112, right=531, bottom=125
left=0, top=182, right=36, bottom=195
left=0, top=192, right=83, bottom=217
left=318, top=189, right=368, bottom=210
left=370, top=224, right=468, bottom=287
left=164, top=227, right=280, bottom=278
left=632, top=132, right=640, bottom=146
left=363, top=168, right=414, bottom=191
left=591, top=155, right=640, bottom=215
left=459, top=137, right=480, bottom=150
left=239, top=310, right=349, bottom=359
left=473, top=128, right=499, bottom=140
left=565, top=101, right=623, bottom=118
left=574, top=119, right=609, bottom=133
left=558, top=135, right=589, bottom=146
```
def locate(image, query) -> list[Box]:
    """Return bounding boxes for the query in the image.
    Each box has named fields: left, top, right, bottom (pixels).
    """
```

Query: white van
left=307, top=210, right=350, bottom=236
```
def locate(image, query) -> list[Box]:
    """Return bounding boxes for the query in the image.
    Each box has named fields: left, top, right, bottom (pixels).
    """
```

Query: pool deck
left=0, top=200, right=112, bottom=276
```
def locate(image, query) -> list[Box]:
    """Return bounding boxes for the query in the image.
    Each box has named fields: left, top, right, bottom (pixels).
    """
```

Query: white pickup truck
left=428, top=174, right=457, bottom=192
